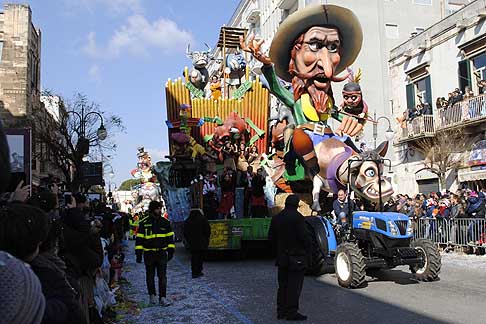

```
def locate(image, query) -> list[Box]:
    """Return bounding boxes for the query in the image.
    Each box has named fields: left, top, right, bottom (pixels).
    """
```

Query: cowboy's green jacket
left=261, top=64, right=342, bottom=124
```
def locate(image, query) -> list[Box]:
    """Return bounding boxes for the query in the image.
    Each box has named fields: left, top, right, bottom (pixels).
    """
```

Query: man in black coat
left=184, top=208, right=211, bottom=278
left=268, top=195, right=310, bottom=321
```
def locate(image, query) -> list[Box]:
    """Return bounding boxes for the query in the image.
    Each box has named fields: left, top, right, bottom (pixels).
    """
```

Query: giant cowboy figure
left=240, top=4, right=364, bottom=181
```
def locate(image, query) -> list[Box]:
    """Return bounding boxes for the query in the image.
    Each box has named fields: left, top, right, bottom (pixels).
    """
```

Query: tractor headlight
left=387, top=220, right=399, bottom=236
left=406, top=221, right=414, bottom=235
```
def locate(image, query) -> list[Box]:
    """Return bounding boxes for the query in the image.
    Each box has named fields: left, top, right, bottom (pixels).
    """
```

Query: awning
left=458, top=168, right=486, bottom=182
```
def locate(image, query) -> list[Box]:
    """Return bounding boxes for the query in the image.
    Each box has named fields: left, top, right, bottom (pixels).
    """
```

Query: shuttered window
left=458, top=59, right=471, bottom=93
left=406, top=83, right=415, bottom=110
left=424, top=76, right=432, bottom=106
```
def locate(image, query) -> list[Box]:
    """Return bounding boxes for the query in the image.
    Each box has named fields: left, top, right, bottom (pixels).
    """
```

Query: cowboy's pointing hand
left=239, top=34, right=272, bottom=66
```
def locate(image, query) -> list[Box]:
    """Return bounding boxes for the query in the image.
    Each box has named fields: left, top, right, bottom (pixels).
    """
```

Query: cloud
left=88, top=64, right=101, bottom=82
left=63, top=0, right=143, bottom=16
left=146, top=148, right=170, bottom=162
left=102, top=0, right=143, bottom=14
left=83, top=14, right=194, bottom=59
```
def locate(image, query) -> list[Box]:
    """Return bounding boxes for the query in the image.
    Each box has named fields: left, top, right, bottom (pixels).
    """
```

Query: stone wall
left=0, top=4, right=41, bottom=127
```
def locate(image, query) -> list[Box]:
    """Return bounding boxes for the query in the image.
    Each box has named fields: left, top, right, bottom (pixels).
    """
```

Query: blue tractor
left=305, top=158, right=441, bottom=288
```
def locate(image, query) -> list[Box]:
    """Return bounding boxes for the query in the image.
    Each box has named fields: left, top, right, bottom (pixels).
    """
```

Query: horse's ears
left=375, top=141, right=389, bottom=157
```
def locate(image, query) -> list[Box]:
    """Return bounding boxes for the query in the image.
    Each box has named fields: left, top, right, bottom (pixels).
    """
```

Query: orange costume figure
left=210, top=75, right=222, bottom=100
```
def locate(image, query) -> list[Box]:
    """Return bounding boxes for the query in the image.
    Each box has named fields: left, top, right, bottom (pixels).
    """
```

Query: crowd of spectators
left=0, top=123, right=132, bottom=324
left=0, top=186, right=132, bottom=324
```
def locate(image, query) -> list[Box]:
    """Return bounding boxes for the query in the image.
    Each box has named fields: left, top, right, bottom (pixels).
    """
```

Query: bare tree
left=33, top=92, right=124, bottom=191
left=414, top=128, right=474, bottom=190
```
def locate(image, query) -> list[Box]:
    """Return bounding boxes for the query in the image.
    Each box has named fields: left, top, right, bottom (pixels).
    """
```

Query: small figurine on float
left=209, top=74, right=222, bottom=100
left=236, top=142, right=249, bottom=172
left=338, top=68, right=369, bottom=140
left=179, top=104, right=192, bottom=133
left=185, top=43, right=213, bottom=91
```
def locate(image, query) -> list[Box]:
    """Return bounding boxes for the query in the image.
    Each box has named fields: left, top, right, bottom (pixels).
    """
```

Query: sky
left=2, top=0, right=239, bottom=188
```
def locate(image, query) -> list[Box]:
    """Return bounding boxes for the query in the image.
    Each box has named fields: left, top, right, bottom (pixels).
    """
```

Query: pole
left=377, top=159, right=383, bottom=212
left=373, top=111, right=377, bottom=149
left=347, top=159, right=354, bottom=237
left=222, top=27, right=226, bottom=99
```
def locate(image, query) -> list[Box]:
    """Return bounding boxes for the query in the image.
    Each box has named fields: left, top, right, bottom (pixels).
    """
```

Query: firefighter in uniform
left=135, top=201, right=175, bottom=306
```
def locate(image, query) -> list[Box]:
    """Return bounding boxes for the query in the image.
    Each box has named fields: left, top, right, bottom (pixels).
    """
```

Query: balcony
left=435, top=94, right=486, bottom=130
left=396, top=115, right=435, bottom=143
left=396, top=94, right=486, bottom=143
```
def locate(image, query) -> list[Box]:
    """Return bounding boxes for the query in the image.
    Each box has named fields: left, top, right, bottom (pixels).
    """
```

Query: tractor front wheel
left=410, top=238, right=441, bottom=281
left=305, top=216, right=328, bottom=276
left=335, top=243, right=366, bottom=288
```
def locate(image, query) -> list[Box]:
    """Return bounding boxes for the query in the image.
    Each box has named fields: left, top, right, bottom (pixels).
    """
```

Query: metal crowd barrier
left=414, top=218, right=486, bottom=247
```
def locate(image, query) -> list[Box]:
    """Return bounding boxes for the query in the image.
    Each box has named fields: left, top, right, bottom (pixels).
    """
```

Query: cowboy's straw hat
left=269, top=4, right=363, bottom=82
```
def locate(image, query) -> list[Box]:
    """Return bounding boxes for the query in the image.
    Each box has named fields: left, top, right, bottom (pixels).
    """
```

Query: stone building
left=0, top=4, right=60, bottom=186
left=0, top=3, right=41, bottom=123
left=389, top=0, right=486, bottom=194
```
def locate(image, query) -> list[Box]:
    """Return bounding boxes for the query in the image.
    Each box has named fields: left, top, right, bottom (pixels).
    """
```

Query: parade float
left=129, top=147, right=162, bottom=214
left=164, top=4, right=440, bottom=286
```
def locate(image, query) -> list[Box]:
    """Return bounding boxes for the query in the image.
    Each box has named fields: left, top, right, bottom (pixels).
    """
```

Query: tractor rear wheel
left=335, top=242, right=366, bottom=288
left=305, top=217, right=328, bottom=275
left=410, top=238, right=441, bottom=281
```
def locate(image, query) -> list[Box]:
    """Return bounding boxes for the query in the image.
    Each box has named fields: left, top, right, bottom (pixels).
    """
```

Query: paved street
left=118, top=243, right=486, bottom=324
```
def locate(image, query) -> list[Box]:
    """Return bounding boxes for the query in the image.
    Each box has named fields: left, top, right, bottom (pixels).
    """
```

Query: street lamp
left=67, top=108, right=107, bottom=144
left=373, top=112, right=395, bottom=149
left=97, top=123, right=107, bottom=141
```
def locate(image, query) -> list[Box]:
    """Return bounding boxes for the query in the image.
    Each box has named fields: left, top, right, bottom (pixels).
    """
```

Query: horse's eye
left=365, top=168, right=376, bottom=177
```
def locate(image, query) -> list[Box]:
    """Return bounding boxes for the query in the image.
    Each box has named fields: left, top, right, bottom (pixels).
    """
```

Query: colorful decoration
left=169, top=132, right=206, bottom=161
left=206, top=112, right=264, bottom=150
left=232, top=80, right=253, bottom=99
left=179, top=104, right=192, bottom=133
left=130, top=147, right=160, bottom=212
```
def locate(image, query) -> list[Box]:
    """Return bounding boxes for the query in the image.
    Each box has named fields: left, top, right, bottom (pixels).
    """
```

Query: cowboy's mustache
left=289, top=60, right=349, bottom=82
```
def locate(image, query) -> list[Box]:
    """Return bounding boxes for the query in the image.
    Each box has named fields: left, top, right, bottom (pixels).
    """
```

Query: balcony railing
left=435, top=94, right=486, bottom=129
left=396, top=94, right=486, bottom=142
left=397, top=115, right=435, bottom=141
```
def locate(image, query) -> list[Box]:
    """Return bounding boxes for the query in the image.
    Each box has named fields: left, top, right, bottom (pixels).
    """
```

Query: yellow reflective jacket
left=135, top=214, right=175, bottom=257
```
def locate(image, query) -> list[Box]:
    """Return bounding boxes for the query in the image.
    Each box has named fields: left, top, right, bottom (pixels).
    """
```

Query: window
left=414, top=0, right=432, bottom=5
left=0, top=41, right=3, bottom=63
left=472, top=53, right=486, bottom=81
left=416, top=76, right=432, bottom=105
left=385, top=24, right=399, bottom=39
left=458, top=59, right=471, bottom=93
left=406, top=75, right=432, bottom=113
